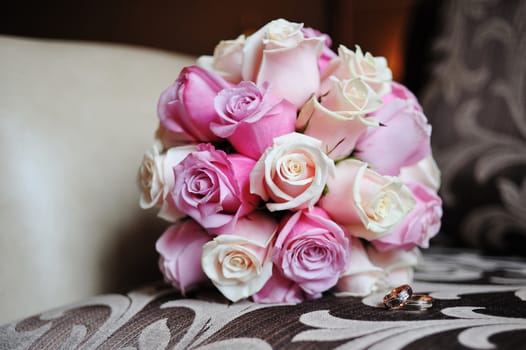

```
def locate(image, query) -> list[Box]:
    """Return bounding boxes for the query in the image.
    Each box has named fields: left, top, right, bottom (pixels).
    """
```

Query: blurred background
left=1, top=0, right=435, bottom=88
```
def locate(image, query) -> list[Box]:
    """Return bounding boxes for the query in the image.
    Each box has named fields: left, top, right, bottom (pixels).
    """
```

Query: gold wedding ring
left=383, top=285, right=433, bottom=310
left=403, top=294, right=433, bottom=310
left=383, top=284, right=413, bottom=309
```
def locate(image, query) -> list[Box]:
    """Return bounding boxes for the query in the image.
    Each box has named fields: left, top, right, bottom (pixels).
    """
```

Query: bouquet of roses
left=138, top=18, right=442, bottom=304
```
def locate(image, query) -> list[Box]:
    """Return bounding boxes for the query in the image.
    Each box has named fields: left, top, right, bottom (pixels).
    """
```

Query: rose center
left=366, top=190, right=403, bottom=222
left=373, top=196, right=389, bottom=219
left=278, top=153, right=313, bottom=182
left=221, top=250, right=257, bottom=280
left=230, top=255, right=247, bottom=268
left=343, top=80, right=368, bottom=111
left=346, top=82, right=367, bottom=100
left=304, top=245, right=325, bottom=262
left=227, top=94, right=260, bottom=120
left=267, top=23, right=295, bottom=41
left=140, top=161, right=154, bottom=190
left=188, top=172, right=213, bottom=196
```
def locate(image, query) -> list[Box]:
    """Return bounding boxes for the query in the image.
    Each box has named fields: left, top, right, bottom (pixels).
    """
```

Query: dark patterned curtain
left=419, top=0, right=526, bottom=255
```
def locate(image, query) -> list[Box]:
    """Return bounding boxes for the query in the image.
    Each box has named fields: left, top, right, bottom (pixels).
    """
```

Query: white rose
left=336, top=240, right=421, bottom=297
left=297, top=77, right=382, bottom=160
left=139, top=141, right=165, bottom=209
left=201, top=212, right=277, bottom=302
left=323, top=76, right=383, bottom=115
left=322, top=45, right=392, bottom=96
left=138, top=142, right=197, bottom=221
left=197, top=34, right=245, bottom=82
left=399, top=154, right=441, bottom=191
left=319, top=159, right=415, bottom=240
left=367, top=246, right=421, bottom=287
left=262, top=18, right=304, bottom=48
left=335, top=237, right=386, bottom=297
left=250, top=132, right=335, bottom=211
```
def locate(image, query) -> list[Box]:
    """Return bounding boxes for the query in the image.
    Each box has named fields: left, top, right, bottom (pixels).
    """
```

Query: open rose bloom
left=138, top=18, right=442, bottom=304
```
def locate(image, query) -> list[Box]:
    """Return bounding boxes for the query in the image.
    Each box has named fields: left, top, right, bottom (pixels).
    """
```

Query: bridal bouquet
left=139, top=19, right=442, bottom=303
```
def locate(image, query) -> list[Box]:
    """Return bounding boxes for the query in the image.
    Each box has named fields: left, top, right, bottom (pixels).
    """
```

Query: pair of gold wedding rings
left=383, top=284, right=433, bottom=310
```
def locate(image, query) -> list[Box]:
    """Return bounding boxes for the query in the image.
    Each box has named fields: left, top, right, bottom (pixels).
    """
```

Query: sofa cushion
left=0, top=35, right=194, bottom=324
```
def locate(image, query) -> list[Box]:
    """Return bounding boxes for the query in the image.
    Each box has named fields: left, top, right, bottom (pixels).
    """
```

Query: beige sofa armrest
left=0, top=35, right=194, bottom=324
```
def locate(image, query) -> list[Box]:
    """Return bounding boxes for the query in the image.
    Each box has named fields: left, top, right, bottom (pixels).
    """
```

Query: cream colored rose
left=323, top=45, right=392, bottom=96
left=138, top=142, right=197, bottom=221
left=201, top=213, right=277, bottom=302
left=297, top=77, right=382, bottom=160
left=139, top=141, right=165, bottom=209
left=319, top=159, right=415, bottom=240
left=336, top=240, right=421, bottom=297
left=197, top=34, right=245, bottom=82
left=335, top=237, right=386, bottom=297
left=323, top=77, right=383, bottom=115
left=250, top=132, right=335, bottom=211
left=368, top=246, right=421, bottom=287
left=262, top=18, right=304, bottom=48
left=399, top=154, right=441, bottom=191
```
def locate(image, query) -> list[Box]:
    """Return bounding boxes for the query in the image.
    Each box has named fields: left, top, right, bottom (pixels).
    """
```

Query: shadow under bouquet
left=139, top=18, right=443, bottom=304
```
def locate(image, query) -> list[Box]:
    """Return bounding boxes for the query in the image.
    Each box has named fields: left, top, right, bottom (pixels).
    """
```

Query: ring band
left=403, top=294, right=433, bottom=310
left=383, top=284, right=413, bottom=309
left=383, top=285, right=433, bottom=310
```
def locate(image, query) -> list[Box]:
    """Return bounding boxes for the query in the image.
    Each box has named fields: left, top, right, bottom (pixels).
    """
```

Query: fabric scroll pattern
left=421, top=0, right=526, bottom=254
left=2, top=249, right=526, bottom=349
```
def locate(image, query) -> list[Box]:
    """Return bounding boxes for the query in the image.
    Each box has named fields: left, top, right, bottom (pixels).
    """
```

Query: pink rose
left=211, top=81, right=296, bottom=159
left=242, top=19, right=325, bottom=108
left=169, top=144, right=259, bottom=234
left=273, top=207, right=351, bottom=296
left=201, top=212, right=277, bottom=302
left=252, top=267, right=305, bottom=304
left=384, top=81, right=423, bottom=112
left=355, top=83, right=432, bottom=176
left=250, top=133, right=335, bottom=211
left=301, top=27, right=337, bottom=73
left=156, top=219, right=212, bottom=295
left=319, top=159, right=415, bottom=240
left=158, top=66, right=231, bottom=142
left=336, top=238, right=385, bottom=296
left=372, top=183, right=442, bottom=251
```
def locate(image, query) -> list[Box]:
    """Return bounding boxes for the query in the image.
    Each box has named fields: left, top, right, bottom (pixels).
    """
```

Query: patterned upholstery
left=2, top=249, right=526, bottom=349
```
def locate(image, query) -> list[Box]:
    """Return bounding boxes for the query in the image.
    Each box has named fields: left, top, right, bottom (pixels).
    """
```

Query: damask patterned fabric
left=420, top=0, right=526, bottom=254
left=1, top=249, right=525, bottom=349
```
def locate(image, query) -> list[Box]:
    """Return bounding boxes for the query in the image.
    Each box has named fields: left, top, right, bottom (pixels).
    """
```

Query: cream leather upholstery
left=0, top=35, right=194, bottom=323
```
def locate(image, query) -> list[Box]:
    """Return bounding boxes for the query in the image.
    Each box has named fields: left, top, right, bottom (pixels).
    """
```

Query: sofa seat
left=2, top=248, right=526, bottom=349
